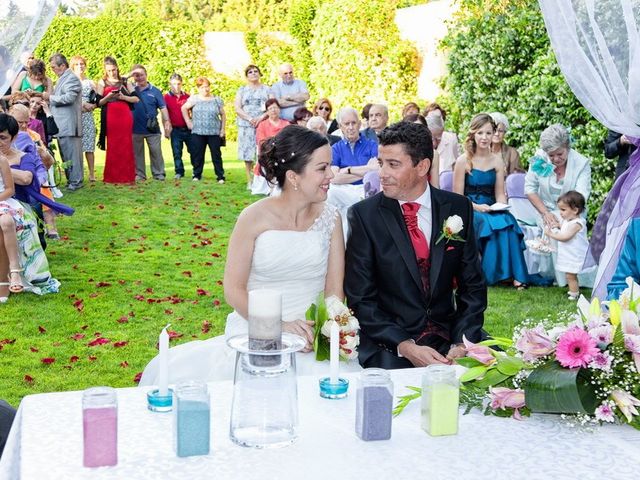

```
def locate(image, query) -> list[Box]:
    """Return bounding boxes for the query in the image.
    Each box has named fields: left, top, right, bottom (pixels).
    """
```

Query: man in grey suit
left=42, top=53, right=83, bottom=190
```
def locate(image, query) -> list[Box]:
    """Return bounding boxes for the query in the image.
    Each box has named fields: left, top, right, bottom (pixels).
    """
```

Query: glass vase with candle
left=355, top=368, right=393, bottom=441
left=227, top=333, right=306, bottom=448
left=421, top=365, right=460, bottom=436
left=174, top=381, right=210, bottom=457
left=248, top=289, right=283, bottom=367
left=82, top=386, right=118, bottom=468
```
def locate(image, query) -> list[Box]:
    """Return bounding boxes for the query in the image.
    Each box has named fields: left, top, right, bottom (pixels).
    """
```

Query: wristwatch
left=347, top=167, right=352, bottom=175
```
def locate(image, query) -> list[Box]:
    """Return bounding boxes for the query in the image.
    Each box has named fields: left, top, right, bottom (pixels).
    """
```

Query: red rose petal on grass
left=146, top=287, right=154, bottom=293
left=88, top=355, right=97, bottom=361
left=41, top=357, right=55, bottom=365
left=164, top=242, right=169, bottom=246
left=81, top=325, right=89, bottom=330
left=211, top=253, right=220, bottom=258
left=164, top=309, right=173, bottom=315
left=69, top=356, right=79, bottom=363
left=38, top=325, right=47, bottom=334
left=30, top=346, right=39, bottom=352
left=175, top=262, right=182, bottom=266
left=216, top=280, right=223, bottom=285
left=89, top=293, right=99, bottom=298
left=87, top=337, right=110, bottom=347
left=117, top=316, right=129, bottom=324
left=204, top=262, right=213, bottom=266
left=111, top=222, right=118, bottom=226
left=24, top=375, right=34, bottom=384
left=71, top=333, right=85, bottom=340
left=61, top=235, right=70, bottom=241
left=0, top=338, right=15, bottom=345
left=201, top=320, right=211, bottom=334
left=133, top=225, right=139, bottom=229
left=113, top=341, right=128, bottom=348
left=118, top=280, right=126, bottom=285
left=73, top=299, right=84, bottom=312
left=213, top=299, right=221, bottom=307
left=52, top=342, right=62, bottom=347
left=133, top=372, right=142, bottom=383
left=167, top=330, right=183, bottom=341
left=134, top=295, right=145, bottom=301
left=120, top=361, right=129, bottom=368
left=182, top=271, right=192, bottom=277
left=97, top=204, right=105, bottom=209
left=96, top=282, right=112, bottom=288
left=196, top=288, right=210, bottom=296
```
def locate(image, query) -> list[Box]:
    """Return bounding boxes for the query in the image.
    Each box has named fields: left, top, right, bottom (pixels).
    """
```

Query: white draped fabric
left=538, top=0, right=640, bottom=136
left=0, top=0, right=59, bottom=95
left=538, top=0, right=640, bottom=298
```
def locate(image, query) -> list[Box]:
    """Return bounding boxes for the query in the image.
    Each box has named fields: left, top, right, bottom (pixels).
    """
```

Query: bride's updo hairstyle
left=258, top=125, right=329, bottom=188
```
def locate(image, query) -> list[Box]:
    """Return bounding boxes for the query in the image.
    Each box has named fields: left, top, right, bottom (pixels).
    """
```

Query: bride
left=140, top=125, right=362, bottom=385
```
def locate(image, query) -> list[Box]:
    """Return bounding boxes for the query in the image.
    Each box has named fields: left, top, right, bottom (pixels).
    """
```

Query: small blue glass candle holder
left=147, top=388, right=174, bottom=412
left=319, top=377, right=349, bottom=399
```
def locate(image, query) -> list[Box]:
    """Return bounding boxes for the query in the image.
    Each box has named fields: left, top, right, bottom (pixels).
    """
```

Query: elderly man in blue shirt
left=327, top=107, right=379, bottom=237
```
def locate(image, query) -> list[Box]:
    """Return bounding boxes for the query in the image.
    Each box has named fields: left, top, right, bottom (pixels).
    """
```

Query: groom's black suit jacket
left=345, top=187, right=487, bottom=367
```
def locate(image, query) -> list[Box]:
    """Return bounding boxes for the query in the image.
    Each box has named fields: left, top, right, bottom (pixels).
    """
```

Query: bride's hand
left=282, top=320, right=315, bottom=352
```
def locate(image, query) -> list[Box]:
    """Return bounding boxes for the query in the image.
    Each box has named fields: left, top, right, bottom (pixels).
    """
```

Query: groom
left=345, top=121, right=487, bottom=369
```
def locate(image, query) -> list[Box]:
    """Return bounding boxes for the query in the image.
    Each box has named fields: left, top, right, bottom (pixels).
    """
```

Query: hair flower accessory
left=531, top=155, right=554, bottom=177
left=436, top=215, right=465, bottom=244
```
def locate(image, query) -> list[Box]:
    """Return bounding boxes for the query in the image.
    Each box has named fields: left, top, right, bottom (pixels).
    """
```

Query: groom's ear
left=416, top=157, right=431, bottom=177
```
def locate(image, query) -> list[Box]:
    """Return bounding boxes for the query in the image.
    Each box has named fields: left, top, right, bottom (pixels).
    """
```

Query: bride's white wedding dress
left=140, top=203, right=362, bottom=386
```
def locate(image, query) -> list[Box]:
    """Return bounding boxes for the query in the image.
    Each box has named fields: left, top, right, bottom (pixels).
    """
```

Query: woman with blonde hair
left=70, top=55, right=97, bottom=181
left=453, top=113, right=528, bottom=288
left=312, top=97, right=338, bottom=134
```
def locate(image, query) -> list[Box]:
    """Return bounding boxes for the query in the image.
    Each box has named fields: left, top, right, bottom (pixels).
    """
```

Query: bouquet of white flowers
left=306, top=294, right=359, bottom=361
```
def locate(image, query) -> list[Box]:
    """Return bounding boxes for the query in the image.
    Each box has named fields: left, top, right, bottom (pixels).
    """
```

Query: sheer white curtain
left=538, top=0, right=640, bottom=298
left=0, top=0, right=59, bottom=95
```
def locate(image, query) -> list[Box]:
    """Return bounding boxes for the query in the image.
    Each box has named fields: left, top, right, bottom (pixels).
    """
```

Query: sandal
left=0, top=282, right=8, bottom=303
left=513, top=281, right=528, bottom=291
left=8, top=269, right=24, bottom=294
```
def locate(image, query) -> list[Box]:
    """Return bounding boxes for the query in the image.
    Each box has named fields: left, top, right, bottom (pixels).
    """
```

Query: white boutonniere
left=436, top=215, right=465, bottom=244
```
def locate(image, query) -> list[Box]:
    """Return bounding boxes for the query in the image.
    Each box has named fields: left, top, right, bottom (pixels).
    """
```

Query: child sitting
left=545, top=191, right=588, bottom=300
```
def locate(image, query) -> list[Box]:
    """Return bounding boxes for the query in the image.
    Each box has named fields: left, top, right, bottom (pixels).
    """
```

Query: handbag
left=139, top=89, right=161, bottom=134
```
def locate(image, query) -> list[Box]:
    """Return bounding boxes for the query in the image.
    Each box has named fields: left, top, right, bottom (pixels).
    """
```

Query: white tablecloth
left=1, top=368, right=639, bottom=480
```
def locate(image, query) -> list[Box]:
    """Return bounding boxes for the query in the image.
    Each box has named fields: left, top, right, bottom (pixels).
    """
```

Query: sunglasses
left=318, top=106, right=331, bottom=111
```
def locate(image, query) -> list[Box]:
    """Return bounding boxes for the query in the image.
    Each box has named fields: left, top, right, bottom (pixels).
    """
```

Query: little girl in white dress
left=0, top=155, right=25, bottom=301
left=545, top=191, right=589, bottom=300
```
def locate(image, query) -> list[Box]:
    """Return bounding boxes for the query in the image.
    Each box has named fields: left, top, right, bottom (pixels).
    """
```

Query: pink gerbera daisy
left=555, top=327, right=599, bottom=368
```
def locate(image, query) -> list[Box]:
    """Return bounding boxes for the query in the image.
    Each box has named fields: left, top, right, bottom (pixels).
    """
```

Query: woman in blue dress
left=453, top=113, right=528, bottom=288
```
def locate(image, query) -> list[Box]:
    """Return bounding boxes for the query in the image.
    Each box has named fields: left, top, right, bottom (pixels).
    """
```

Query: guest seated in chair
left=453, top=113, right=529, bottom=289
left=326, top=107, right=379, bottom=234
left=524, top=123, right=592, bottom=287
left=490, top=112, right=523, bottom=176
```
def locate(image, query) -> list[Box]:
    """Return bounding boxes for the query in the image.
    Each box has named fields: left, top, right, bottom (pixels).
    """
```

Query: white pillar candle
left=330, top=321, right=340, bottom=384
left=158, top=324, right=170, bottom=397
left=248, top=289, right=282, bottom=341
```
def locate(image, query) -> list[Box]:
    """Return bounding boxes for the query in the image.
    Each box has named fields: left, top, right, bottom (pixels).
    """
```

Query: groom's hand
left=398, top=340, right=450, bottom=367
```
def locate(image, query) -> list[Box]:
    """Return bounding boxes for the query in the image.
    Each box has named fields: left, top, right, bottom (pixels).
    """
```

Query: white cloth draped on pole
left=538, top=0, right=640, bottom=298
left=0, top=0, right=60, bottom=95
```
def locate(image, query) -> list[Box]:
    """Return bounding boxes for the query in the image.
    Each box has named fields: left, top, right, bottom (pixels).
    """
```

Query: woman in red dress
left=96, top=56, right=138, bottom=183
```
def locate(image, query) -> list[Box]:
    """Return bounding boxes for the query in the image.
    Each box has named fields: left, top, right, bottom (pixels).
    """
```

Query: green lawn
left=0, top=141, right=575, bottom=406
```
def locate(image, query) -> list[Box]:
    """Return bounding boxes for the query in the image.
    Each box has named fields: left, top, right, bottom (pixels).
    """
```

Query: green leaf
left=477, top=337, right=513, bottom=348
left=523, top=361, right=598, bottom=414
left=456, top=356, right=485, bottom=368
left=315, top=336, right=330, bottom=362
left=474, top=369, right=511, bottom=389
left=393, top=387, right=422, bottom=417
left=459, top=365, right=488, bottom=383
left=305, top=303, right=316, bottom=322
left=496, top=355, right=525, bottom=376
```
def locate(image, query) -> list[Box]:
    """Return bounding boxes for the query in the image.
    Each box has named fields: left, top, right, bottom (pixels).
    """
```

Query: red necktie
left=401, top=202, right=430, bottom=260
left=401, top=202, right=430, bottom=291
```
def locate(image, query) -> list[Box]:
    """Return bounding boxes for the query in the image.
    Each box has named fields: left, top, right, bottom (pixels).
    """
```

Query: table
left=1, top=368, right=639, bottom=480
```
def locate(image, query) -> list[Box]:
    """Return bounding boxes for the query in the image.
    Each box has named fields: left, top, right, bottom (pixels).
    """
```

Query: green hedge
left=439, top=0, right=610, bottom=223
left=36, top=15, right=243, bottom=140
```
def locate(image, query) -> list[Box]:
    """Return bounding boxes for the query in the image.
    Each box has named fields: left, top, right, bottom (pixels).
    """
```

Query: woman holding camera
left=96, top=56, right=138, bottom=184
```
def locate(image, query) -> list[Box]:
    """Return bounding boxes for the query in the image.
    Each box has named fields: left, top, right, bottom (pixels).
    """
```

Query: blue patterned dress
left=465, top=168, right=529, bottom=285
